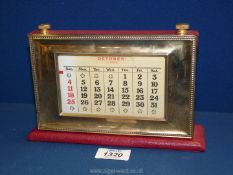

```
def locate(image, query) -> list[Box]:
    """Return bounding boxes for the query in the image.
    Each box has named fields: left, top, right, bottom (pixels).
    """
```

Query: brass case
left=28, top=24, right=197, bottom=138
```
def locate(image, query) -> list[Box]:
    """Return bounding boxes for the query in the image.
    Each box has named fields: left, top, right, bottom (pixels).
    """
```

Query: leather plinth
left=27, top=124, right=206, bottom=152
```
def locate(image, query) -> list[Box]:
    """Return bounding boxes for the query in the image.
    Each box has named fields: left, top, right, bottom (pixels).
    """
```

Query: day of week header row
left=64, top=66, right=162, bottom=73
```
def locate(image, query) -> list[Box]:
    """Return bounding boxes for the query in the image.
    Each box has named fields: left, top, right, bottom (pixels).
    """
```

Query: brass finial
left=38, top=24, right=51, bottom=35
left=176, top=23, right=190, bottom=35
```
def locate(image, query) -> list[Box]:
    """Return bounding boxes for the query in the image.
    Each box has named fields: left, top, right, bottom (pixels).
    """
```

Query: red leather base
left=27, top=124, right=206, bottom=152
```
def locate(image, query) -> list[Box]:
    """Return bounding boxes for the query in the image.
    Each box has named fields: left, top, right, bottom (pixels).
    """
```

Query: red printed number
left=67, top=92, right=74, bottom=98
left=67, top=99, right=75, bottom=104
left=68, top=86, right=73, bottom=91
left=68, top=79, right=72, bottom=84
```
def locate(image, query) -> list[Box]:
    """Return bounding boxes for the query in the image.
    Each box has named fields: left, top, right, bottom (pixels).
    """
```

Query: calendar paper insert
left=57, top=55, right=166, bottom=121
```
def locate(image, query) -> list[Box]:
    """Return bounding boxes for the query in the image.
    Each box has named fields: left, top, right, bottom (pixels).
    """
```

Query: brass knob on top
left=176, top=23, right=190, bottom=35
left=38, top=24, right=51, bottom=35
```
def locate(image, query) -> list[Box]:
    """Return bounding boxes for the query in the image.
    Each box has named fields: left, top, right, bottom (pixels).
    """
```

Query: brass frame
left=28, top=32, right=197, bottom=138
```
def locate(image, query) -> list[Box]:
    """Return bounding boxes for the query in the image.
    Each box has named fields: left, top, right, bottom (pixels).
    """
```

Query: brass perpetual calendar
left=28, top=23, right=198, bottom=138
